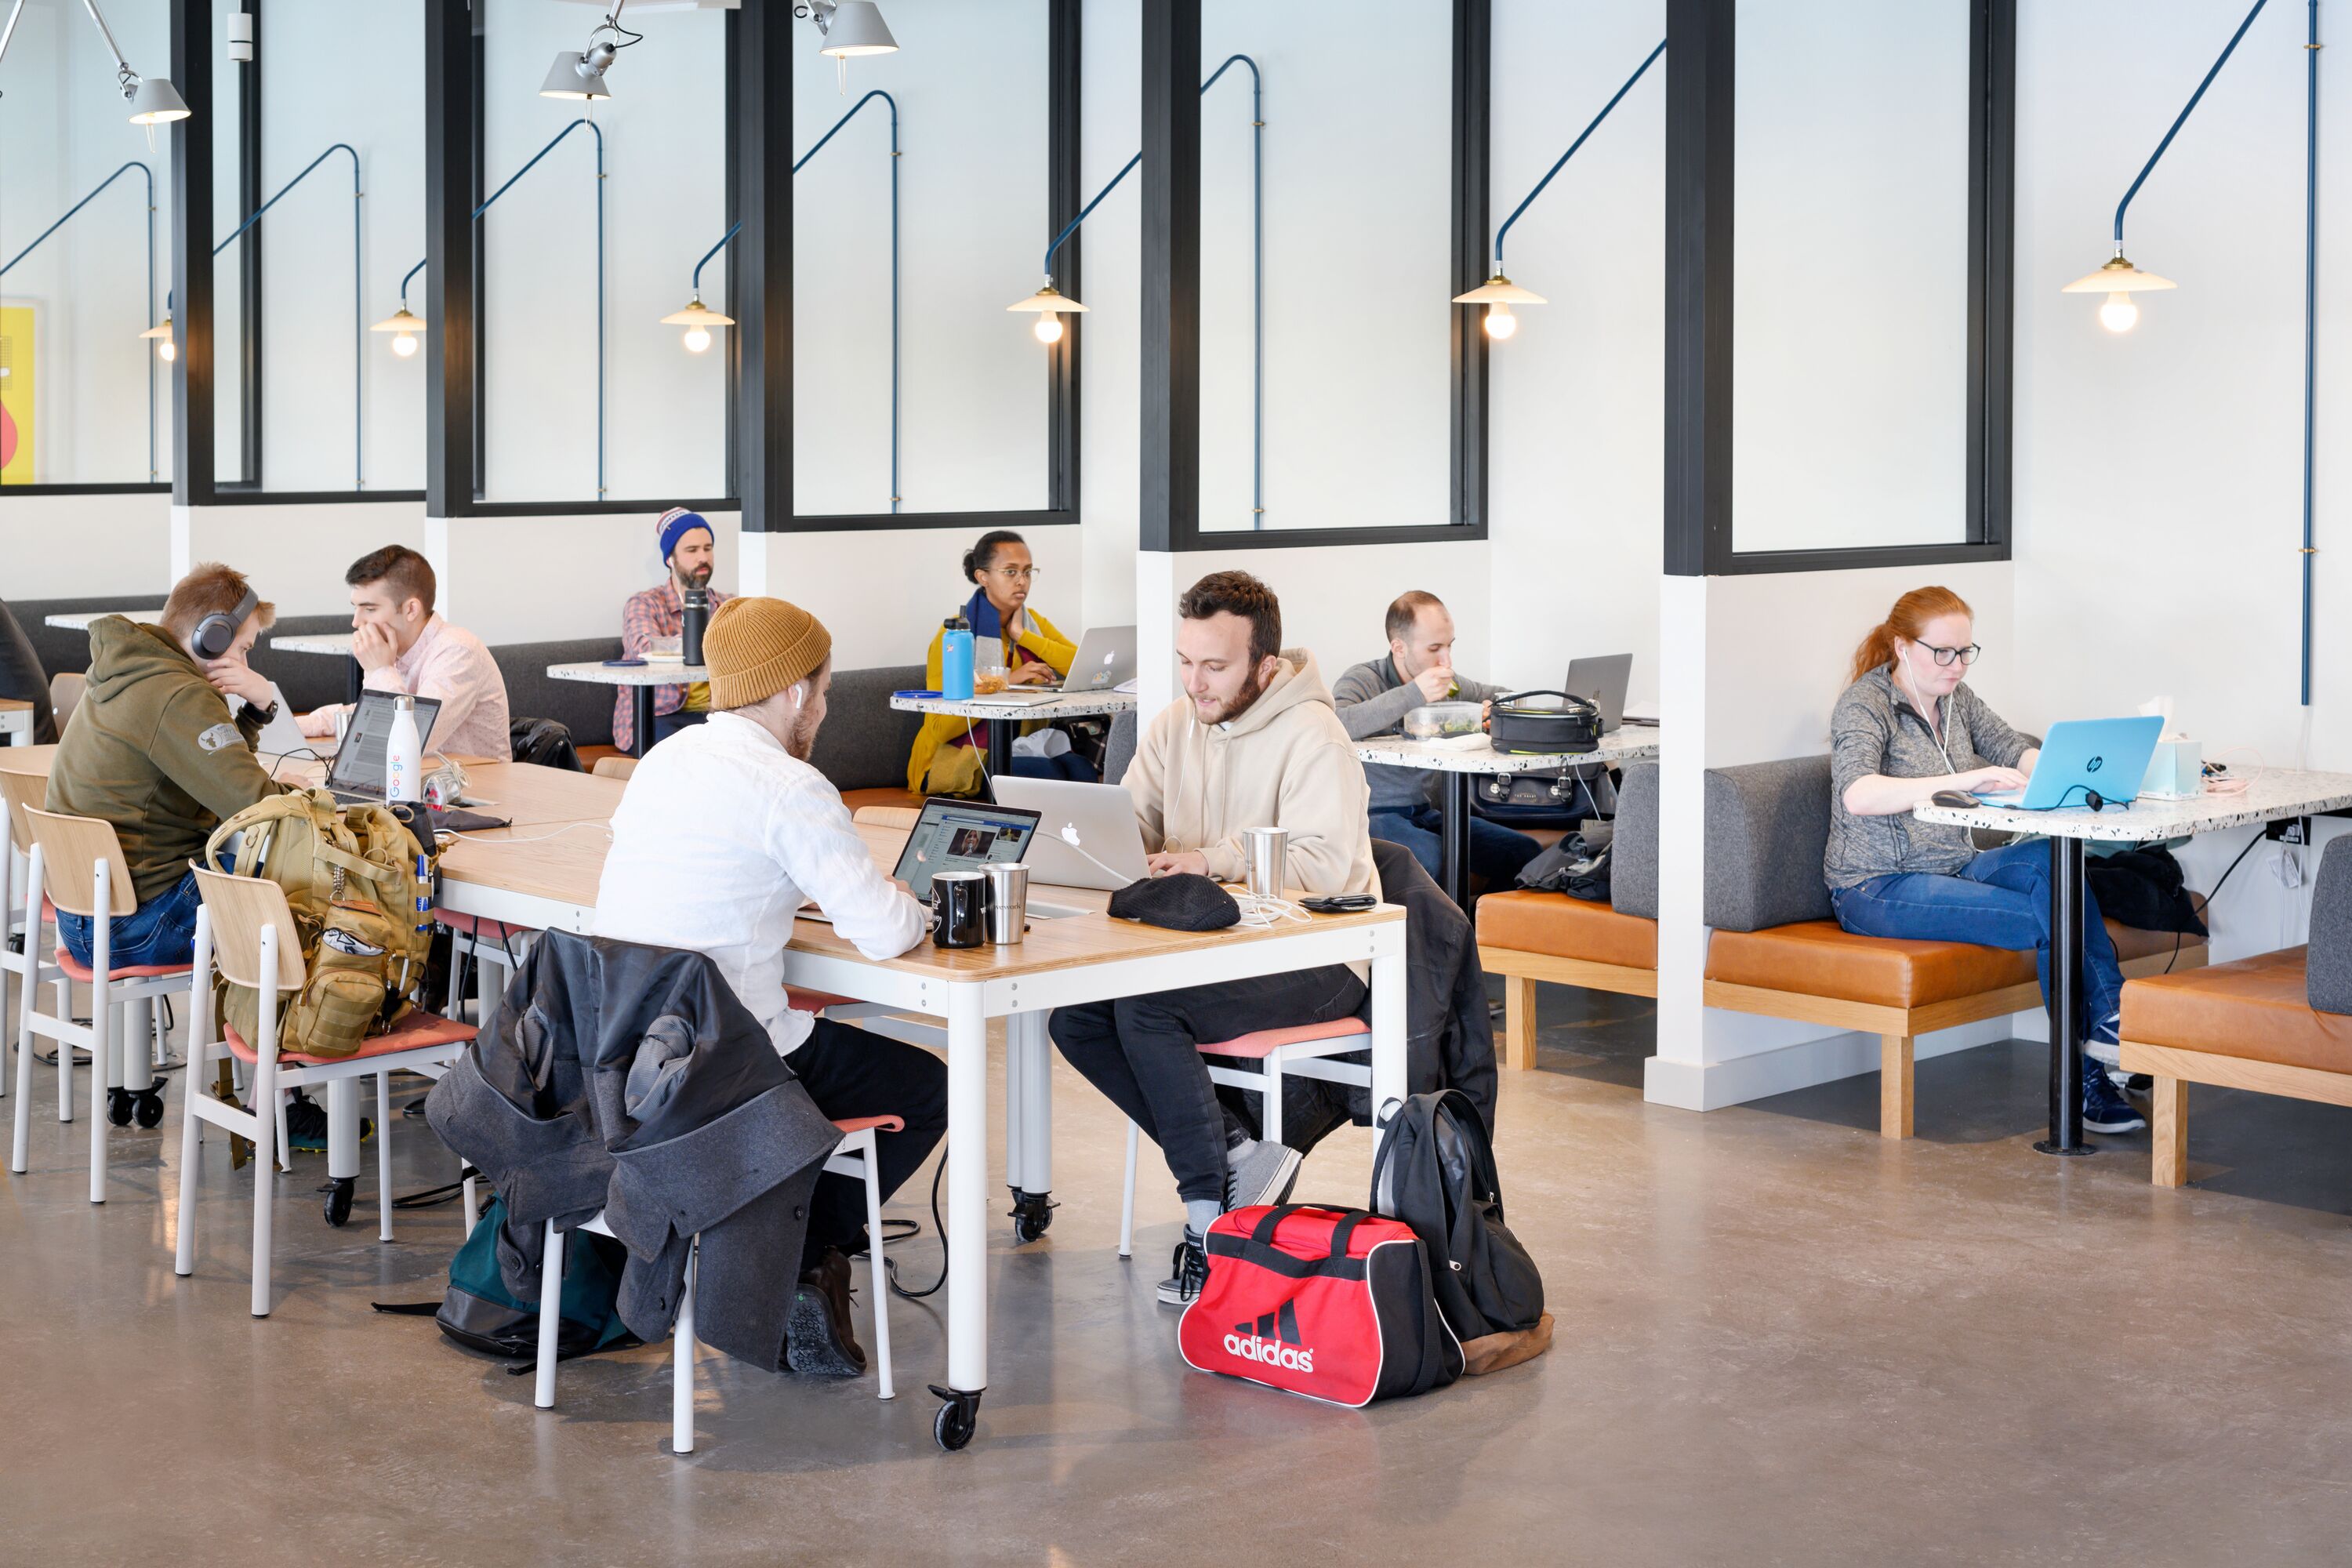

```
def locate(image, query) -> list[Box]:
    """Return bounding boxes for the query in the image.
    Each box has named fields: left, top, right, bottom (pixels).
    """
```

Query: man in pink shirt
left=298, top=546, right=513, bottom=762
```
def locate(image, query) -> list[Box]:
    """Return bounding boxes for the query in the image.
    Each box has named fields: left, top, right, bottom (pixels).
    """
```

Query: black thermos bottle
left=681, top=588, right=710, bottom=666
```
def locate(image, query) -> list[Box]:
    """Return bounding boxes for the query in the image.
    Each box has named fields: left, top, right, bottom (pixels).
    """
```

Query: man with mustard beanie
left=595, top=596, right=946, bottom=1378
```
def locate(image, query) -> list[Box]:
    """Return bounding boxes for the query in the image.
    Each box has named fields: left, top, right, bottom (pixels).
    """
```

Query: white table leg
left=1370, top=942, right=1408, bottom=1149
left=1003, top=1014, right=1027, bottom=1196
left=942, top=981, right=989, bottom=1403
left=1020, top=1011, right=1052, bottom=1194
left=327, top=1076, right=361, bottom=1181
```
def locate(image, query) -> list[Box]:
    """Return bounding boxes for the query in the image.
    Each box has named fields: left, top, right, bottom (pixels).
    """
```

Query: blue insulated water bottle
left=941, top=610, right=975, bottom=701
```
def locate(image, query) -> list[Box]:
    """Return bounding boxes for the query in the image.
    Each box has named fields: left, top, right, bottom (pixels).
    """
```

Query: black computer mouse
left=1930, top=789, right=1981, bottom=808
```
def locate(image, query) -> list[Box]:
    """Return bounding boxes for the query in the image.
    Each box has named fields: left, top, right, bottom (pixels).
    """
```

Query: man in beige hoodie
left=1050, top=571, right=1377, bottom=1308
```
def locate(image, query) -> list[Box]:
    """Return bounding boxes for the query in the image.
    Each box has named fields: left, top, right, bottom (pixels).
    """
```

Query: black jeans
left=652, top=708, right=708, bottom=745
left=1050, top=966, right=1367, bottom=1204
left=787, top=1018, right=949, bottom=1273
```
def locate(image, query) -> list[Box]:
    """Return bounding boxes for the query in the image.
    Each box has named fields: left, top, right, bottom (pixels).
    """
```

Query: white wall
left=0, top=0, right=172, bottom=486
left=172, top=500, right=426, bottom=616
left=2, top=492, right=172, bottom=597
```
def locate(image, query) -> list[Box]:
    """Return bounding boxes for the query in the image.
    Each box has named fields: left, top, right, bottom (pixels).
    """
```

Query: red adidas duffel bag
left=1179, top=1203, right=1461, bottom=1406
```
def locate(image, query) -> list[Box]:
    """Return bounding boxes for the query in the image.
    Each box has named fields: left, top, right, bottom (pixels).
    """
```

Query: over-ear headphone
left=192, top=587, right=260, bottom=660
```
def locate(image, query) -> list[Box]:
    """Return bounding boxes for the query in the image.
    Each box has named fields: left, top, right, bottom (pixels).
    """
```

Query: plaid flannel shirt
left=615, top=581, right=731, bottom=752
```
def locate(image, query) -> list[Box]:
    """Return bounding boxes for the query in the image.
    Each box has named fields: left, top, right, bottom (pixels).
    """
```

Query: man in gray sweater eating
left=1331, top=590, right=1541, bottom=895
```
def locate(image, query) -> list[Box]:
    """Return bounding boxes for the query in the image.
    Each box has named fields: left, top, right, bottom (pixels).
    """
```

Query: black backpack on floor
left=1371, top=1090, right=1545, bottom=1345
left=376, top=1196, right=635, bottom=1367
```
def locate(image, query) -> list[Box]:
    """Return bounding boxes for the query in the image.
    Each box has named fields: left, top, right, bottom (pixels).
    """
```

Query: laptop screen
left=328, top=690, right=444, bottom=796
left=892, top=797, right=1040, bottom=899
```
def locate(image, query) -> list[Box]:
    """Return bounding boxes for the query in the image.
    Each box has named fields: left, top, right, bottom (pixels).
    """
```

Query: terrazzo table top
left=890, top=691, right=1136, bottom=720
left=549, top=660, right=712, bottom=687
left=1913, top=768, right=2352, bottom=841
left=270, top=634, right=356, bottom=655
left=1354, top=725, right=1661, bottom=775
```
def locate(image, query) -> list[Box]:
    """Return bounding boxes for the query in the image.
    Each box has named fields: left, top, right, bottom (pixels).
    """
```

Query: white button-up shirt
left=299, top=614, right=514, bottom=763
left=591, top=710, right=926, bottom=1057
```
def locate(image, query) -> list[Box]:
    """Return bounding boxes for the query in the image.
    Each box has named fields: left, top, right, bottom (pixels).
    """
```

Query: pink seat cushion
left=831, top=1114, right=906, bottom=1135
left=225, top=1007, right=477, bottom=1067
left=786, top=987, right=858, bottom=1014
left=1197, top=1017, right=1371, bottom=1061
left=434, top=909, right=536, bottom=941
left=51, top=942, right=193, bottom=983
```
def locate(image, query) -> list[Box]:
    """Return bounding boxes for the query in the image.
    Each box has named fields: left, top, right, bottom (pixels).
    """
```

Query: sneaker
left=2082, top=1062, right=2147, bottom=1134
left=2085, top=1012, right=2124, bottom=1069
left=282, top=1093, right=372, bottom=1154
left=1156, top=1229, right=1209, bottom=1308
left=1225, top=1138, right=1304, bottom=1212
left=784, top=1247, right=867, bottom=1376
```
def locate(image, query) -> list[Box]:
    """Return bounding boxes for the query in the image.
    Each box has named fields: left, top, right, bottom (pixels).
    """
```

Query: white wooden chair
left=1118, top=1018, right=1372, bottom=1258
left=532, top=1114, right=907, bottom=1454
left=0, top=773, right=60, bottom=1108
left=10, top=806, right=194, bottom=1202
left=174, top=865, right=477, bottom=1316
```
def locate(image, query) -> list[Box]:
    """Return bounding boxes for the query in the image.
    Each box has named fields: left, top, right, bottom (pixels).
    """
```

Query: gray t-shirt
left=1330, top=655, right=1504, bottom=813
left=1824, top=666, right=2029, bottom=891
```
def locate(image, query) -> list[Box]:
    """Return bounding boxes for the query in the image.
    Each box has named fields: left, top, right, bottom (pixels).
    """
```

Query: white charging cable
left=435, top=822, right=615, bottom=848
left=1058, top=824, right=1137, bottom=886
left=1232, top=891, right=1311, bottom=931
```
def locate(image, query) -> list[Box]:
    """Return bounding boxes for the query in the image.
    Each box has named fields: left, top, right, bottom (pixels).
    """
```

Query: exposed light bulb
left=1483, top=302, right=1517, bottom=340
left=157, top=339, right=177, bottom=361
left=390, top=332, right=419, bottom=359
left=2099, top=291, right=2139, bottom=333
left=1033, top=315, right=1065, bottom=345
left=683, top=325, right=713, bottom=354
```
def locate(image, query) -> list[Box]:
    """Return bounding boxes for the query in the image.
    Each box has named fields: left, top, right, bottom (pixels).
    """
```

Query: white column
left=1135, top=550, right=1178, bottom=718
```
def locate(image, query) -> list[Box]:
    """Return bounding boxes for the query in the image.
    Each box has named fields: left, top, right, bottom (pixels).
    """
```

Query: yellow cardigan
left=905, top=605, right=1078, bottom=796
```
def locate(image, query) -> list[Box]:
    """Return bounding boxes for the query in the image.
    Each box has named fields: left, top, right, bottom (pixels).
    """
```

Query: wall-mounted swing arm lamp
left=2061, top=0, right=2270, bottom=332
left=674, top=89, right=899, bottom=509
left=1454, top=37, right=1664, bottom=341
left=541, top=0, right=641, bottom=101
left=0, top=160, right=159, bottom=481
left=0, top=0, right=191, bottom=122
left=793, top=1, right=898, bottom=93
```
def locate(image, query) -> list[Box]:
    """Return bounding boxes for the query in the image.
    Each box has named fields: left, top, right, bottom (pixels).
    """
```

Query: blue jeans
left=58, top=867, right=202, bottom=970
left=1009, top=750, right=1098, bottom=783
left=652, top=709, right=707, bottom=744
left=1369, top=804, right=1542, bottom=891
left=1830, top=841, right=2125, bottom=1035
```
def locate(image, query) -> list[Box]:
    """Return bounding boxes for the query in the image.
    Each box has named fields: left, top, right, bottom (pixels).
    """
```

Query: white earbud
left=789, top=682, right=806, bottom=707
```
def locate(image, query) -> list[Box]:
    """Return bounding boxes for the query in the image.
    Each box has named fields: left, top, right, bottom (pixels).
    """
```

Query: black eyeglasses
left=1915, top=639, right=1982, bottom=667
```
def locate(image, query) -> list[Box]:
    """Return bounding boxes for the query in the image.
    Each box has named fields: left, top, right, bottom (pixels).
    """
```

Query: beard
left=677, top=561, right=714, bottom=590
left=783, top=706, right=822, bottom=760
left=1196, top=664, right=1269, bottom=727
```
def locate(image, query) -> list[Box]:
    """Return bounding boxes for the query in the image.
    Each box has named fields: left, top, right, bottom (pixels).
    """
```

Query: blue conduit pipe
left=1491, top=39, right=1665, bottom=277
left=209, top=143, right=365, bottom=488
left=0, top=160, right=157, bottom=482
left=2303, top=0, right=2321, bottom=706
left=395, top=118, right=605, bottom=498
left=2111, top=1, right=2270, bottom=249
left=1040, top=56, right=1264, bottom=528
left=694, top=89, right=902, bottom=514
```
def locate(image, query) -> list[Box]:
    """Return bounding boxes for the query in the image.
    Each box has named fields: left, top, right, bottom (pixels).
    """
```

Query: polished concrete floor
left=5, top=977, right=2350, bottom=1566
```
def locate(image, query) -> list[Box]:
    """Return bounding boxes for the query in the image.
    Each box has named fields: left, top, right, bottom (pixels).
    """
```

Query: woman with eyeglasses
left=1826, top=585, right=2143, bottom=1133
left=906, top=529, right=1100, bottom=796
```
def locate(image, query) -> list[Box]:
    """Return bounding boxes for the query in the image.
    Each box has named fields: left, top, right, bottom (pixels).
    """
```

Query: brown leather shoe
left=785, top=1247, right=867, bottom=1376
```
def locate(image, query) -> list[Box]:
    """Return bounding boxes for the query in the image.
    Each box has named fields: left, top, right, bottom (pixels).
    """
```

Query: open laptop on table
left=800, top=796, right=1099, bottom=924
left=966, top=625, right=1138, bottom=707
left=1561, top=653, right=1633, bottom=735
left=325, top=689, right=442, bottom=805
left=1970, top=716, right=2165, bottom=811
left=989, top=776, right=1151, bottom=898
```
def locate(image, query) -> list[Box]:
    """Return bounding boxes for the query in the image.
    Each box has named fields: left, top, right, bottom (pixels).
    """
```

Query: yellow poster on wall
left=0, top=305, right=33, bottom=485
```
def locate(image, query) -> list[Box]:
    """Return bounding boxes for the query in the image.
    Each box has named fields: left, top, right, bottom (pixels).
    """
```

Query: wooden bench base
left=2118, top=1038, right=2352, bottom=1186
left=1478, top=946, right=1657, bottom=1073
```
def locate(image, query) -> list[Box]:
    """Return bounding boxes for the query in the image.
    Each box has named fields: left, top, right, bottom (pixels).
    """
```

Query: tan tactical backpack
left=202, top=789, right=437, bottom=1059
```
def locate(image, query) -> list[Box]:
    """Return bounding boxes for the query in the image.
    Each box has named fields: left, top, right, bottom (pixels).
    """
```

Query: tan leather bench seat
left=1475, top=889, right=1657, bottom=972
left=842, top=786, right=928, bottom=815
left=1707, top=919, right=2202, bottom=1013
left=2123, top=946, right=2352, bottom=1076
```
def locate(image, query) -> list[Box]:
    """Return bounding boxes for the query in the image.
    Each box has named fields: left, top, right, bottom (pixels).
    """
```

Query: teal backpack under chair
left=376, top=1197, right=635, bottom=1367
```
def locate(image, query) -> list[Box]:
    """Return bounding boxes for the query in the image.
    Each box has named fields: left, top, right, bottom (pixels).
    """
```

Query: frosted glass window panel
left=791, top=0, right=1051, bottom=517
left=1197, top=0, right=1451, bottom=532
left=1732, top=0, right=1972, bottom=554
left=0, top=0, right=175, bottom=487
left=481, top=0, right=726, bottom=504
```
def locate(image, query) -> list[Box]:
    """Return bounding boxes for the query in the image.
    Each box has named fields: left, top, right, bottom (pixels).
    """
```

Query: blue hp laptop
left=1976, top=716, right=2165, bottom=810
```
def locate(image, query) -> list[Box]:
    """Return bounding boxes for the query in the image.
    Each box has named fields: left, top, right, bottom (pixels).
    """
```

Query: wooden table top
left=455, top=761, right=626, bottom=827
left=0, top=742, right=57, bottom=775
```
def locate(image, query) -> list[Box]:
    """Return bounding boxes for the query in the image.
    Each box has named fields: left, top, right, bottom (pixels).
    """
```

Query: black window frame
left=1664, top=0, right=2013, bottom=577
left=1138, top=0, right=1491, bottom=554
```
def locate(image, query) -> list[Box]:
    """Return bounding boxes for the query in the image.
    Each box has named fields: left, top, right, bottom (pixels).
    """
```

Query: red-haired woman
left=1826, top=586, right=2142, bottom=1133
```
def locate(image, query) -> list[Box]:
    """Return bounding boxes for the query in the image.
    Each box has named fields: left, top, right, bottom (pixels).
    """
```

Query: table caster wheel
left=1007, top=1188, right=1054, bottom=1244
left=929, top=1385, right=982, bottom=1452
left=323, top=1176, right=356, bottom=1228
left=133, top=1088, right=165, bottom=1129
left=107, top=1087, right=135, bottom=1127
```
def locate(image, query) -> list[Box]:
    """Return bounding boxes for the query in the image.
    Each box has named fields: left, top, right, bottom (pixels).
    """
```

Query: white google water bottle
left=385, top=693, right=423, bottom=804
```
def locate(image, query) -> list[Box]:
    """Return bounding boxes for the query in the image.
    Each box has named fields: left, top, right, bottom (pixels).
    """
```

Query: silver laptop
left=967, top=625, right=1138, bottom=707
left=1562, top=654, right=1633, bottom=734
left=247, top=681, right=308, bottom=757
left=325, top=690, right=443, bottom=804
left=989, top=776, right=1151, bottom=893
left=799, top=797, right=1047, bottom=923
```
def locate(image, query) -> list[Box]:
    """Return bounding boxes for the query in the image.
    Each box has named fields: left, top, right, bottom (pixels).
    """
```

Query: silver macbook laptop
left=967, top=625, right=1138, bottom=706
left=1562, top=654, right=1633, bottom=734
left=326, top=690, right=443, bottom=804
left=989, top=776, right=1151, bottom=893
left=247, top=681, right=308, bottom=757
